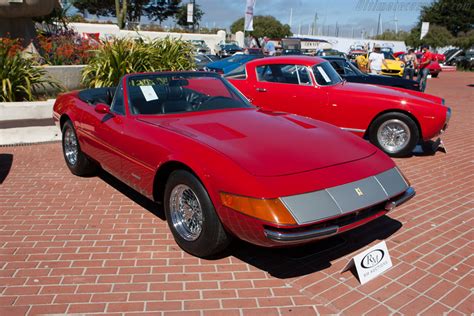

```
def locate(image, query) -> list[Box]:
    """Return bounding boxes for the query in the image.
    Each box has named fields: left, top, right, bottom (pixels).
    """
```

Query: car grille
left=383, top=69, right=401, bottom=74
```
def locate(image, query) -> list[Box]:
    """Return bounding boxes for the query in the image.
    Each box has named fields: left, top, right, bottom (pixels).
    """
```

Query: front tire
left=62, top=120, right=97, bottom=176
left=369, top=112, right=419, bottom=157
left=164, top=170, right=230, bottom=257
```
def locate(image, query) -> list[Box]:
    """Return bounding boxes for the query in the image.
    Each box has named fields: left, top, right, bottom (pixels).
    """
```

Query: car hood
left=139, top=109, right=377, bottom=177
left=334, top=81, right=442, bottom=104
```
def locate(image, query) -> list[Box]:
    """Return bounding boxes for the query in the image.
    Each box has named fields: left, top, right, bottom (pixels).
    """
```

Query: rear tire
left=164, top=170, right=230, bottom=257
left=369, top=112, right=419, bottom=157
left=62, top=120, right=97, bottom=176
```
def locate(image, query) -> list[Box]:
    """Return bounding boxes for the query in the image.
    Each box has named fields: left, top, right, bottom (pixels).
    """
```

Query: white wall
left=293, top=34, right=407, bottom=53
left=68, top=23, right=226, bottom=54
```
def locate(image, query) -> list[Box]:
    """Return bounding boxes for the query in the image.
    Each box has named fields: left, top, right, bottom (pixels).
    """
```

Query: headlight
left=400, top=63, right=405, bottom=68
left=220, top=192, right=296, bottom=225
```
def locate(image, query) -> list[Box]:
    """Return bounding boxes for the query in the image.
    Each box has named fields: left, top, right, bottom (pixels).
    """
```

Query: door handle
left=256, top=88, right=267, bottom=92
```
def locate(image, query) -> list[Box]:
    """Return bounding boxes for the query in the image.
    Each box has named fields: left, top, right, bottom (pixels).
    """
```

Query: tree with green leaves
left=175, top=3, right=204, bottom=29
left=420, top=25, right=454, bottom=49
left=404, top=25, right=454, bottom=49
left=453, top=30, right=474, bottom=49
left=115, top=0, right=127, bottom=29
left=372, top=30, right=411, bottom=42
left=230, top=16, right=292, bottom=39
left=72, top=0, right=153, bottom=28
left=418, top=0, right=474, bottom=36
left=145, top=0, right=181, bottom=25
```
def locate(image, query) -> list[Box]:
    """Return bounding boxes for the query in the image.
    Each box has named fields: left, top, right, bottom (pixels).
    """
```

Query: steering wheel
left=197, top=96, right=233, bottom=110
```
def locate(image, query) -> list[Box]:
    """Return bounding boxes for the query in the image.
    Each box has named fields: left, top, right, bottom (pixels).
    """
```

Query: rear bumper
left=264, top=187, right=415, bottom=244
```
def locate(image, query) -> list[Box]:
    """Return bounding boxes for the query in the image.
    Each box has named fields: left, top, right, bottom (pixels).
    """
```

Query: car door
left=251, top=63, right=328, bottom=120
left=115, top=79, right=166, bottom=198
left=78, top=86, right=125, bottom=178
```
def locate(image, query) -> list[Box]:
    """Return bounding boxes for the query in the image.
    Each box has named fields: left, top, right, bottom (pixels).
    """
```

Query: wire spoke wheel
left=64, top=127, right=78, bottom=166
left=377, top=119, right=411, bottom=154
left=169, top=184, right=204, bottom=241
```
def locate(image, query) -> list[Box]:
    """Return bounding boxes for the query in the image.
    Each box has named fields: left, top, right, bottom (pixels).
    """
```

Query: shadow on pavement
left=96, top=168, right=402, bottom=279
left=0, top=153, right=13, bottom=184
left=98, top=170, right=165, bottom=220
left=227, top=215, right=402, bottom=279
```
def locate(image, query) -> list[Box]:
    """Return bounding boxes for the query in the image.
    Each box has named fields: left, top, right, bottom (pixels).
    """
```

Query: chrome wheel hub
left=169, top=184, right=203, bottom=241
left=377, top=119, right=411, bottom=153
left=64, top=128, right=78, bottom=166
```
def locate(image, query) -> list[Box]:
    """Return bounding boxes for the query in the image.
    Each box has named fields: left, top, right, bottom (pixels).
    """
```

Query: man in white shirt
left=368, top=45, right=388, bottom=74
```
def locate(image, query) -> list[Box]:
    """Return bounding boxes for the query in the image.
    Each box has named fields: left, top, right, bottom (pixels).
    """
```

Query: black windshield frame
left=125, top=72, right=253, bottom=116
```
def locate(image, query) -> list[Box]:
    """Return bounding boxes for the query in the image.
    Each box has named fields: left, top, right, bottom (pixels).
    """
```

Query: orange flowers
left=37, top=31, right=96, bottom=65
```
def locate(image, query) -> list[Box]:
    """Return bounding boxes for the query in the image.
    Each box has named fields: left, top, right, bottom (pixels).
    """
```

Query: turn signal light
left=220, top=193, right=297, bottom=225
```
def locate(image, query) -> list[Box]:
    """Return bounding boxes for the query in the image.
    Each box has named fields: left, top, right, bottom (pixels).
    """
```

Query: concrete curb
left=0, top=126, right=61, bottom=146
left=0, top=99, right=55, bottom=121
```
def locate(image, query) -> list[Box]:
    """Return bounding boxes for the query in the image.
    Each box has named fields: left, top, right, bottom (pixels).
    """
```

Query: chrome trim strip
left=264, top=226, right=339, bottom=243
left=390, top=187, right=416, bottom=208
left=341, top=127, right=366, bottom=133
left=373, top=176, right=389, bottom=197
left=325, top=189, right=343, bottom=213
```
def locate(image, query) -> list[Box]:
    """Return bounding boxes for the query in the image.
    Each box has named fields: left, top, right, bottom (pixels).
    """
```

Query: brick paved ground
left=0, top=72, right=473, bottom=315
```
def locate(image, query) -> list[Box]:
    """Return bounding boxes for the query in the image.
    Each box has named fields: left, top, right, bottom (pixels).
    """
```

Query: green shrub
left=0, top=38, right=60, bottom=102
left=82, top=37, right=196, bottom=88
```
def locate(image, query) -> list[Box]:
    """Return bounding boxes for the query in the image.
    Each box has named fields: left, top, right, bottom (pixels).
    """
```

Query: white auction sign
left=187, top=3, right=194, bottom=23
left=420, top=22, right=430, bottom=40
left=244, top=0, right=256, bottom=31
left=341, top=240, right=393, bottom=285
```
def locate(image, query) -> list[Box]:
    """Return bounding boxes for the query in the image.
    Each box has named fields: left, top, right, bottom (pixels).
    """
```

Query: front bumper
left=264, top=187, right=415, bottom=243
left=440, top=107, right=452, bottom=135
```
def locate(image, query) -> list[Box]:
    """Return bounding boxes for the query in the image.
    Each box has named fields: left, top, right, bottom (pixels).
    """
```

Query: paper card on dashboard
left=140, top=86, right=159, bottom=102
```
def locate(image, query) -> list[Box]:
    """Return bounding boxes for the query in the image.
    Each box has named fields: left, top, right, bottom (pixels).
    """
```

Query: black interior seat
left=78, top=87, right=116, bottom=106
left=128, top=86, right=162, bottom=115
left=161, top=86, right=193, bottom=114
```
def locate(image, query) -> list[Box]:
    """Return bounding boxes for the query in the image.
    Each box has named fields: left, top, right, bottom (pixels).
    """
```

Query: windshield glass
left=127, top=72, right=252, bottom=115
left=312, top=62, right=343, bottom=85
left=224, top=44, right=241, bottom=50
left=382, top=52, right=395, bottom=60
left=222, top=54, right=249, bottom=63
left=345, top=61, right=364, bottom=75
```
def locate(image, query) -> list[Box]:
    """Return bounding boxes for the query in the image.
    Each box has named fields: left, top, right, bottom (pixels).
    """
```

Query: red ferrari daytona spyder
left=228, top=56, right=451, bottom=157
left=53, top=72, right=415, bottom=257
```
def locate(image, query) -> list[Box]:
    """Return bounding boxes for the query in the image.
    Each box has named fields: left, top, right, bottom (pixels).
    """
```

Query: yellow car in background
left=381, top=51, right=405, bottom=77
left=353, top=52, right=405, bottom=77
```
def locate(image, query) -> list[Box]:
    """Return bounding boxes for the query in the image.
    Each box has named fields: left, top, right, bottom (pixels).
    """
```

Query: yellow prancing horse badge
left=355, top=187, right=364, bottom=196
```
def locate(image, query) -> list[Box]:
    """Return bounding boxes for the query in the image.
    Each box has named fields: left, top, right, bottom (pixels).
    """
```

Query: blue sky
left=77, top=0, right=435, bottom=37
left=195, top=0, right=434, bottom=36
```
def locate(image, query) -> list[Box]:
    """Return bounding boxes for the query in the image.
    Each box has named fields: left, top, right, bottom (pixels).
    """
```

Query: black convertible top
left=78, top=87, right=116, bottom=105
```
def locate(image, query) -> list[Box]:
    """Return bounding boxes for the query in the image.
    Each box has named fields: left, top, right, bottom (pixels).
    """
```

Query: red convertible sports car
left=53, top=72, right=415, bottom=257
left=228, top=56, right=451, bottom=157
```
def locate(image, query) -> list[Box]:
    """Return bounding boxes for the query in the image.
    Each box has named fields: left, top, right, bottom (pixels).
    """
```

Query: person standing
left=368, top=44, right=388, bottom=75
left=403, top=49, right=417, bottom=80
left=263, top=37, right=276, bottom=56
left=417, top=45, right=432, bottom=92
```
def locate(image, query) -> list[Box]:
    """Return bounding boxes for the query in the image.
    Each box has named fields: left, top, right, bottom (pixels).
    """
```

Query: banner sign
left=244, top=0, right=257, bottom=31
left=420, top=22, right=430, bottom=40
left=187, top=3, right=194, bottom=23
